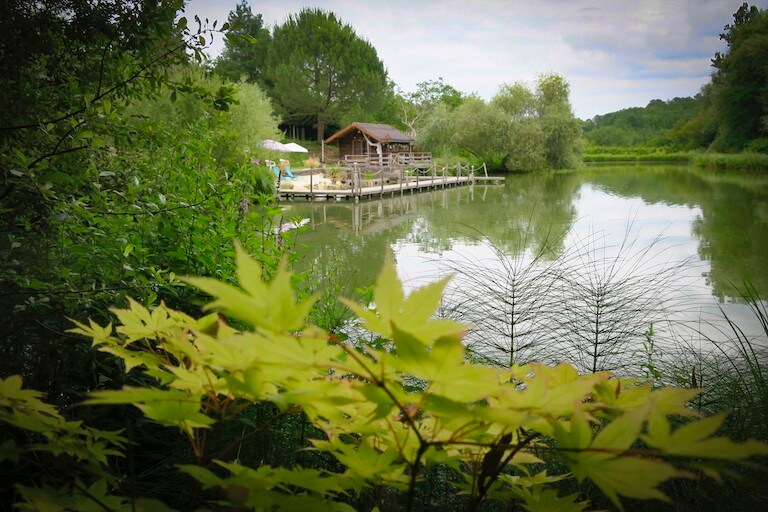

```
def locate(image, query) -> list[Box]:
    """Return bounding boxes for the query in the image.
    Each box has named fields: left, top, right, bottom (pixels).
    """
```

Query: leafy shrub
left=3, top=248, right=767, bottom=511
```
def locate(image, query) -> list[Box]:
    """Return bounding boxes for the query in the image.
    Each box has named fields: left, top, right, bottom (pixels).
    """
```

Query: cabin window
left=352, top=140, right=366, bottom=156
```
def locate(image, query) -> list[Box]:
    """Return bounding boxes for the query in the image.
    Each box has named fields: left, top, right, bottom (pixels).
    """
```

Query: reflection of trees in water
left=288, top=173, right=582, bottom=292
left=691, top=173, right=768, bottom=302
left=416, top=173, right=580, bottom=258
left=290, top=197, right=422, bottom=290
left=583, top=164, right=768, bottom=301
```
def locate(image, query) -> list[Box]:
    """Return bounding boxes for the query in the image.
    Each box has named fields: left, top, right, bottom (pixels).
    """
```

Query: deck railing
left=342, top=161, right=477, bottom=196
left=342, top=152, right=432, bottom=169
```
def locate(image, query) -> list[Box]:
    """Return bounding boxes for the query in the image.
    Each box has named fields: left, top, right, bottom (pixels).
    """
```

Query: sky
left=185, top=0, right=756, bottom=120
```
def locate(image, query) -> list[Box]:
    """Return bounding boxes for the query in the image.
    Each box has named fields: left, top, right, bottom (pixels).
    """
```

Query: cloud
left=185, top=0, right=746, bottom=118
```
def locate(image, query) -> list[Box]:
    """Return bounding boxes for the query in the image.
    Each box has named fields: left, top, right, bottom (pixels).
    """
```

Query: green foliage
left=5, top=249, right=767, bottom=510
left=267, top=8, right=389, bottom=141
left=0, top=0, right=292, bottom=424
left=492, top=83, right=547, bottom=172
left=131, top=64, right=281, bottom=171
left=419, top=74, right=581, bottom=172
left=520, top=74, right=582, bottom=170
left=396, top=78, right=468, bottom=136
left=709, top=3, right=768, bottom=152
left=583, top=98, right=701, bottom=148
left=0, top=0, right=230, bottom=215
left=692, top=152, right=768, bottom=170
left=446, top=98, right=509, bottom=167
left=583, top=145, right=690, bottom=163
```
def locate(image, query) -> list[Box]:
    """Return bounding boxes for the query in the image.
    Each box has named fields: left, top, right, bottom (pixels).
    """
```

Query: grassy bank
left=583, top=144, right=768, bottom=171
left=583, top=145, right=690, bottom=163
left=693, top=151, right=768, bottom=171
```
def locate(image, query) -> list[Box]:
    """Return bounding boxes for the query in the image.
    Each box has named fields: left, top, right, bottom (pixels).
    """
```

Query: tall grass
left=692, top=152, right=768, bottom=171
left=555, top=227, right=691, bottom=374
left=439, top=225, right=767, bottom=510
left=583, top=145, right=768, bottom=170
left=439, top=222, right=572, bottom=368
left=583, top=145, right=691, bottom=163
left=439, top=219, right=693, bottom=375
left=584, top=152, right=690, bottom=163
left=667, top=278, right=768, bottom=441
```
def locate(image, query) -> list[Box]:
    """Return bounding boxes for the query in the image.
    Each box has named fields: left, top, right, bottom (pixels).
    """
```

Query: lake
left=282, top=164, right=768, bottom=374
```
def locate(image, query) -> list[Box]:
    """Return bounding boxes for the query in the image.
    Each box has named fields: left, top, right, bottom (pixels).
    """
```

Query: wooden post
left=310, top=172, right=314, bottom=200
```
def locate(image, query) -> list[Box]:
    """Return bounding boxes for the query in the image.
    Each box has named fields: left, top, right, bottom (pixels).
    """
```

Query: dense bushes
left=0, top=0, right=291, bottom=403
left=418, top=75, right=582, bottom=172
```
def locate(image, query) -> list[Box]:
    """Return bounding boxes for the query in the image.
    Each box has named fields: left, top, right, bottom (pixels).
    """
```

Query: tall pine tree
left=268, top=8, right=388, bottom=141
left=214, top=1, right=270, bottom=86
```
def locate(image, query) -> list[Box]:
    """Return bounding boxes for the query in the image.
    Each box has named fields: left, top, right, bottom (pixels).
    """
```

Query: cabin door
left=352, top=140, right=366, bottom=156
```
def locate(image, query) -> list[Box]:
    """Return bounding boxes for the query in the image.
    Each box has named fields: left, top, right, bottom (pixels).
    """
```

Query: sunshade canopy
left=283, top=142, right=308, bottom=153
left=262, top=140, right=309, bottom=153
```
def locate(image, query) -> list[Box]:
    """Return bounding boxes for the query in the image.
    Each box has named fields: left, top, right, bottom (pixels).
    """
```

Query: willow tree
left=535, top=74, right=583, bottom=169
left=492, top=82, right=546, bottom=172
left=268, top=8, right=388, bottom=141
left=398, top=78, right=466, bottom=136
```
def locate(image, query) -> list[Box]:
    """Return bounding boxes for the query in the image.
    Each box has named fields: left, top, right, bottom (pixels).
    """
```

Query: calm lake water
left=282, top=164, right=768, bottom=372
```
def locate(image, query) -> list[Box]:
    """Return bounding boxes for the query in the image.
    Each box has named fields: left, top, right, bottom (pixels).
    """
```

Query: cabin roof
left=325, top=123, right=415, bottom=144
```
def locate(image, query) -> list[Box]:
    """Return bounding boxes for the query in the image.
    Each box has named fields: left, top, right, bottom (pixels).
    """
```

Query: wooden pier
left=278, top=163, right=504, bottom=201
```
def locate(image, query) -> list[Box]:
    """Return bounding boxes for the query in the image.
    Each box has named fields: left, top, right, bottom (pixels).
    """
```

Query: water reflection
left=285, top=164, right=768, bottom=370
left=581, top=164, right=768, bottom=301
left=288, top=172, right=582, bottom=286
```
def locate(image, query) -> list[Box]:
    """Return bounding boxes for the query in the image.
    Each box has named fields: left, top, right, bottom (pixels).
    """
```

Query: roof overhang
left=325, top=123, right=414, bottom=145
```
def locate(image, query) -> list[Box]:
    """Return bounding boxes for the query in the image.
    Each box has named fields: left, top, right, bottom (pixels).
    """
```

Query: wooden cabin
left=325, top=123, right=427, bottom=168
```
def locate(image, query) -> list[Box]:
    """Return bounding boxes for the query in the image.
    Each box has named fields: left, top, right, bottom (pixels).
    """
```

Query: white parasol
left=283, top=142, right=309, bottom=153
left=262, top=139, right=290, bottom=151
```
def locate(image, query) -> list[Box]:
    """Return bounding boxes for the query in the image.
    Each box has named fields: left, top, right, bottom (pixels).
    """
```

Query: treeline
left=213, top=1, right=582, bottom=172
left=582, top=97, right=700, bottom=147
left=584, top=3, right=768, bottom=155
left=214, top=3, right=389, bottom=142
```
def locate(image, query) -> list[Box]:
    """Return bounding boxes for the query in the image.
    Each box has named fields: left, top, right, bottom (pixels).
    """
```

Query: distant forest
left=581, top=97, right=700, bottom=148
left=583, top=3, right=768, bottom=154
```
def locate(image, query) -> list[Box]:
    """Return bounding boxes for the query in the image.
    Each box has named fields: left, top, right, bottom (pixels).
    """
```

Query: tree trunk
left=316, top=116, right=325, bottom=142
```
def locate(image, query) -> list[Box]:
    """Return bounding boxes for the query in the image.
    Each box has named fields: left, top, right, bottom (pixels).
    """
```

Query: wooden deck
left=278, top=173, right=504, bottom=201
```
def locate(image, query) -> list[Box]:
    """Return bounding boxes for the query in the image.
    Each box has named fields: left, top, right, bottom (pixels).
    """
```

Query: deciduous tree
left=398, top=78, right=466, bottom=136
left=535, top=74, right=583, bottom=169
left=710, top=2, right=768, bottom=151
